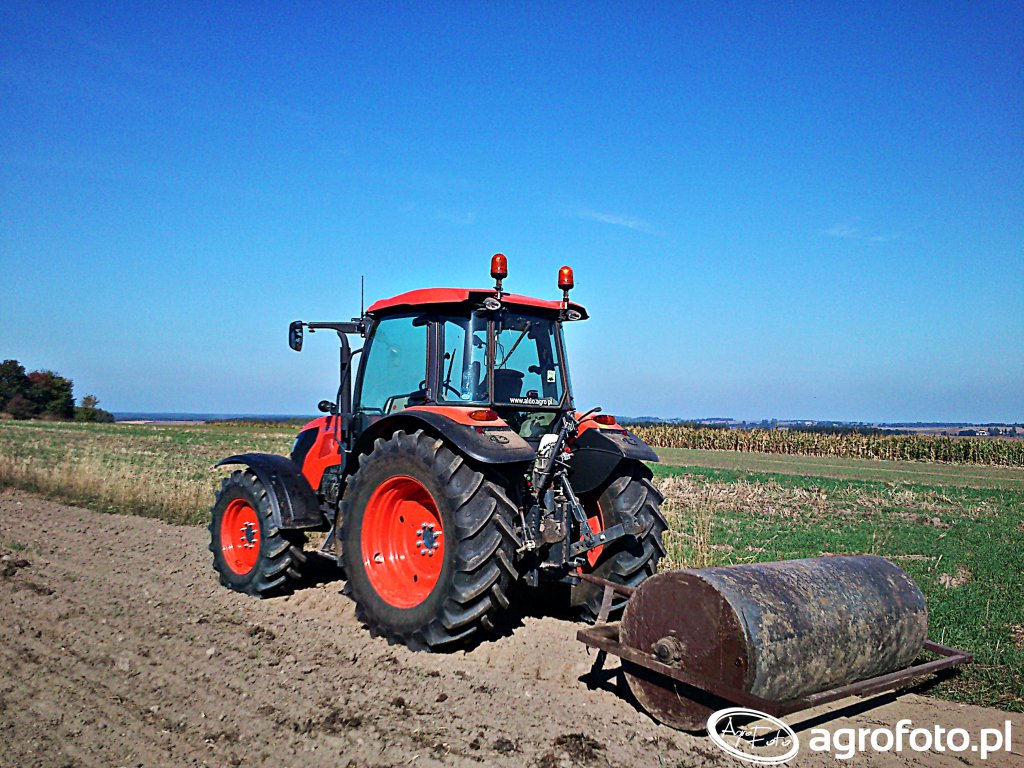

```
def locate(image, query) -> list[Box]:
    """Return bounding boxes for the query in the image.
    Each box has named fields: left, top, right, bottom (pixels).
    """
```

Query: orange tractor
left=211, top=255, right=666, bottom=650
left=211, top=255, right=970, bottom=731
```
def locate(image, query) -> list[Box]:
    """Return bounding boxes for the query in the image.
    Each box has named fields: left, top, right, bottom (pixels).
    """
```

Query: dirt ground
left=1, top=488, right=1020, bottom=768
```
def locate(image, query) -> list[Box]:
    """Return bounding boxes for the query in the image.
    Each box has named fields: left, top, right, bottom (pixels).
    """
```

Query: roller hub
left=621, top=570, right=750, bottom=731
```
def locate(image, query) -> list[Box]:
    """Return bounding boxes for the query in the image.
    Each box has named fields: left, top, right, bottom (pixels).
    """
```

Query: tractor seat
left=494, top=369, right=524, bottom=401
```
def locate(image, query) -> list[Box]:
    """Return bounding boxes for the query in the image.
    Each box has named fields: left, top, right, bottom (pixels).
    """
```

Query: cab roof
left=366, top=288, right=589, bottom=319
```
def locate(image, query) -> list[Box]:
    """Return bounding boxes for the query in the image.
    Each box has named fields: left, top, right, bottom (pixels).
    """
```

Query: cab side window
left=356, top=316, right=427, bottom=414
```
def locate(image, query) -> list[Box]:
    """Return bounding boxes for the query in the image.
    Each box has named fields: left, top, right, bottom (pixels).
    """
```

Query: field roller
left=578, top=555, right=971, bottom=730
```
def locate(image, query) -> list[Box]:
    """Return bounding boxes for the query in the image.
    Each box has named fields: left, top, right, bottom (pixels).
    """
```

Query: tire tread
left=209, top=468, right=307, bottom=597
left=341, top=429, right=518, bottom=651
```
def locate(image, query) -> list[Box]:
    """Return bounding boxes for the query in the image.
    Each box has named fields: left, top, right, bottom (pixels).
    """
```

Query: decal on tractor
left=509, top=396, right=558, bottom=406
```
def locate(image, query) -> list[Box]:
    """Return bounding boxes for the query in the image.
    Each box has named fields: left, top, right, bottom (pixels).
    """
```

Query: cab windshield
left=437, top=310, right=568, bottom=408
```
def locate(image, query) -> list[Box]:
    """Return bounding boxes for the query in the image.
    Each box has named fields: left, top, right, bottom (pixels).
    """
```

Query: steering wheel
left=383, top=383, right=430, bottom=414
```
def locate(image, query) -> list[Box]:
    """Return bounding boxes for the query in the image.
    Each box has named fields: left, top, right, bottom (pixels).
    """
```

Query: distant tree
left=4, top=393, right=36, bottom=420
left=75, top=394, right=115, bottom=423
left=0, top=359, right=28, bottom=412
left=26, top=370, right=74, bottom=419
left=0, top=360, right=108, bottom=422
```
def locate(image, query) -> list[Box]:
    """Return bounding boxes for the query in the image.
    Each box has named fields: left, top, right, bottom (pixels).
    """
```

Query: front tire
left=209, top=468, right=307, bottom=596
left=571, top=463, right=667, bottom=621
left=340, top=430, right=518, bottom=651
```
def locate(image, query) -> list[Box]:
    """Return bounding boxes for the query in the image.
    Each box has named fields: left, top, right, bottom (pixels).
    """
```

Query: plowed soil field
left=1, top=489, right=1020, bottom=767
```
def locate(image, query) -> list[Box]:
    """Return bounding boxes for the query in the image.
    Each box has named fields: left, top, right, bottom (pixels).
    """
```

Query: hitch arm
left=568, top=520, right=645, bottom=558
left=559, top=473, right=644, bottom=559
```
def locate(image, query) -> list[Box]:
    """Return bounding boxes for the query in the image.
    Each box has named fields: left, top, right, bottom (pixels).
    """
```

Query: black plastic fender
left=351, top=411, right=536, bottom=466
left=568, top=427, right=659, bottom=494
left=215, top=452, right=325, bottom=530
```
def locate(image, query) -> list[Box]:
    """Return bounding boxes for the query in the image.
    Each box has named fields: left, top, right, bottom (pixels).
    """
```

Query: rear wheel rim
left=361, top=475, right=444, bottom=608
left=221, top=498, right=261, bottom=575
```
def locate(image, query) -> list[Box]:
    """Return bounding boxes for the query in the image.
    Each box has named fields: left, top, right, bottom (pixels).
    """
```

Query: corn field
left=630, top=425, right=1024, bottom=467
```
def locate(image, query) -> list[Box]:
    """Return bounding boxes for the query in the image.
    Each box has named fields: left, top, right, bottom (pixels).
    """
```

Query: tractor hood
left=367, top=288, right=589, bottom=320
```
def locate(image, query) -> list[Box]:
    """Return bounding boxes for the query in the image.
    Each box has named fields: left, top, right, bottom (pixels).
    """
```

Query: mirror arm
left=289, top=318, right=368, bottom=452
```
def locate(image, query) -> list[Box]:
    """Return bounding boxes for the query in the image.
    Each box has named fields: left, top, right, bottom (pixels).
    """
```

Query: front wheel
left=209, top=468, right=307, bottom=596
left=340, top=430, right=518, bottom=651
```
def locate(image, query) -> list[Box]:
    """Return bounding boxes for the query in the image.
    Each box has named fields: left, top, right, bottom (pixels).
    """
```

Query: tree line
left=0, top=359, right=113, bottom=422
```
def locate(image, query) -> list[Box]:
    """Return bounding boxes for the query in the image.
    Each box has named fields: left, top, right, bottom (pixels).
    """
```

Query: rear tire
left=340, top=430, right=518, bottom=651
left=209, top=469, right=307, bottom=596
left=571, top=463, right=666, bottom=621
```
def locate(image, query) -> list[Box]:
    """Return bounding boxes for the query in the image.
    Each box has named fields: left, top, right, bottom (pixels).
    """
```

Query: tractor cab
left=357, top=278, right=586, bottom=440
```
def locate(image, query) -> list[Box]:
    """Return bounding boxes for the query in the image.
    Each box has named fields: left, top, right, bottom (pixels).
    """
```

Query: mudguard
left=216, top=452, right=325, bottom=530
left=568, top=426, right=659, bottom=494
left=352, top=410, right=536, bottom=466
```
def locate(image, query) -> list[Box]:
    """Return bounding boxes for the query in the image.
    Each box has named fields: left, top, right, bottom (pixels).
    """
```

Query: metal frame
left=575, top=575, right=973, bottom=720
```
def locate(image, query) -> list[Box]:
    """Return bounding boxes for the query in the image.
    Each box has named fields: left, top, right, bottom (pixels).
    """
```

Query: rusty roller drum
left=620, top=555, right=927, bottom=730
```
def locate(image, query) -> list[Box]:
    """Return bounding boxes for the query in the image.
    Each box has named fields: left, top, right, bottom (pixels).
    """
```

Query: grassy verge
left=0, top=419, right=294, bottom=525
left=1, top=420, right=1020, bottom=710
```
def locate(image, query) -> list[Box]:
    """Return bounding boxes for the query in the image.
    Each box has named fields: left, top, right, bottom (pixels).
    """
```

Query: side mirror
left=318, top=399, right=337, bottom=414
left=289, top=321, right=304, bottom=351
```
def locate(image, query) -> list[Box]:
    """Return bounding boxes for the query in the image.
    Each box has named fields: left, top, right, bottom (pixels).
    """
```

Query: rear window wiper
left=497, top=324, right=530, bottom=368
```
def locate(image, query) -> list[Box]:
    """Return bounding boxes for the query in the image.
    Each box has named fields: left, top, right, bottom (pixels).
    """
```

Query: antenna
left=360, top=275, right=365, bottom=317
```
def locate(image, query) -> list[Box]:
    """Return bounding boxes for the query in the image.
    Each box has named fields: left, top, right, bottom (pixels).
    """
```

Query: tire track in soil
left=0, top=489, right=1019, bottom=768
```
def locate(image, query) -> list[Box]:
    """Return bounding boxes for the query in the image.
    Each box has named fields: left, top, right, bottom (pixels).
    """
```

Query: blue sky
left=1, top=2, right=1021, bottom=422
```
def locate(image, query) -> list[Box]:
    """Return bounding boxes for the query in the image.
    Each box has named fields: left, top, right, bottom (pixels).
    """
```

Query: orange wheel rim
left=221, top=498, right=261, bottom=575
left=361, top=475, right=444, bottom=608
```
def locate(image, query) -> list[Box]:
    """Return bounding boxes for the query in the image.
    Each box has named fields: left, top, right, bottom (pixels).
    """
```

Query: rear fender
left=568, top=426, right=659, bottom=494
left=216, top=452, right=325, bottom=530
left=350, top=408, right=536, bottom=467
